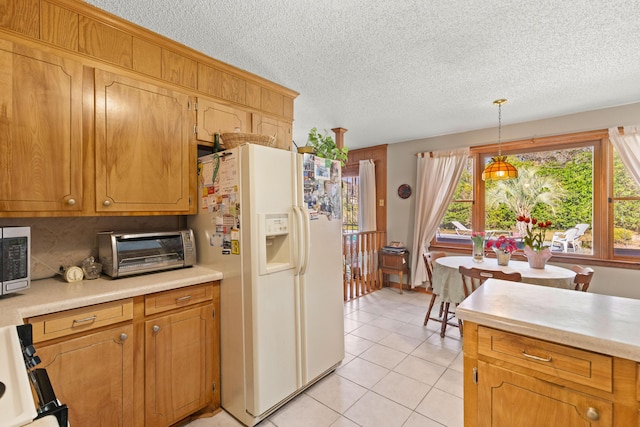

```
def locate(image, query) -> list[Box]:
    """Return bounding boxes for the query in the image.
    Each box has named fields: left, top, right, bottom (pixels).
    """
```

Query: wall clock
left=397, top=184, right=412, bottom=199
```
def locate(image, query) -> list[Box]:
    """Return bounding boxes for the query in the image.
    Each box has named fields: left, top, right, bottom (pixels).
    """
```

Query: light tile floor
left=184, top=288, right=463, bottom=427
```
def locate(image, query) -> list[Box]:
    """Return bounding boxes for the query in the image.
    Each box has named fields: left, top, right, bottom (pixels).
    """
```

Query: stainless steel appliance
left=188, top=144, right=344, bottom=426
left=97, top=229, right=196, bottom=278
left=0, top=226, right=30, bottom=296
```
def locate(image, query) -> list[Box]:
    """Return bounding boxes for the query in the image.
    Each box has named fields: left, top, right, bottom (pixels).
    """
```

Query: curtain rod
left=415, top=152, right=434, bottom=158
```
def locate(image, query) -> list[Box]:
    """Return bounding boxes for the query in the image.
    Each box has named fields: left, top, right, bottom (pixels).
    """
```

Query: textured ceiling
left=85, top=0, right=640, bottom=150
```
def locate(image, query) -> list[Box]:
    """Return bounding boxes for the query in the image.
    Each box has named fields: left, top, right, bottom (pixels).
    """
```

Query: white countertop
left=0, top=266, right=223, bottom=327
left=456, top=279, right=640, bottom=362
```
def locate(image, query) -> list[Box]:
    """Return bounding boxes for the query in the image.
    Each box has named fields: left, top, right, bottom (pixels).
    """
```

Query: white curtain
left=358, top=159, right=377, bottom=232
left=609, top=126, right=640, bottom=188
left=410, top=148, right=470, bottom=287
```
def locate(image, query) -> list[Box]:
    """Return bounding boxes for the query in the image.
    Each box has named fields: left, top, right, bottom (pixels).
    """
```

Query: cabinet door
left=196, top=97, right=251, bottom=145
left=94, top=69, right=193, bottom=213
left=252, top=113, right=292, bottom=151
left=36, top=324, right=134, bottom=427
left=0, top=39, right=83, bottom=213
left=145, top=304, right=214, bottom=427
left=478, top=361, right=612, bottom=427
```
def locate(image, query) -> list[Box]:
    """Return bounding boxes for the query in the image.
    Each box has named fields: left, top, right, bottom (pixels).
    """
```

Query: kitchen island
left=456, top=279, right=640, bottom=426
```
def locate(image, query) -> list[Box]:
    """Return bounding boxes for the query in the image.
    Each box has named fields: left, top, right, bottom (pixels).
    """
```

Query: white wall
left=386, top=102, right=640, bottom=299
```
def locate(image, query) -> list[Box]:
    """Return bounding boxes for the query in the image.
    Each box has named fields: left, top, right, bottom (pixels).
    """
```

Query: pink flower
left=487, top=235, right=518, bottom=253
left=471, top=231, right=486, bottom=247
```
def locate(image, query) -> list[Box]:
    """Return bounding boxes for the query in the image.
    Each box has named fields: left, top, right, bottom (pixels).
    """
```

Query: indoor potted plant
left=486, top=235, right=517, bottom=266
left=517, top=215, right=553, bottom=268
left=299, top=127, right=349, bottom=165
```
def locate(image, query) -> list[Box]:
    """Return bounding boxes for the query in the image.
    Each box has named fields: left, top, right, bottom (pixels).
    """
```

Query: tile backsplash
left=0, top=216, right=184, bottom=280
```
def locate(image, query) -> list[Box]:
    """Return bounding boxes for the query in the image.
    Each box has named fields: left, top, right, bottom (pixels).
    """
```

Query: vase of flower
left=471, top=231, right=486, bottom=263
left=523, top=245, right=552, bottom=269
left=486, top=235, right=517, bottom=266
left=517, top=216, right=553, bottom=269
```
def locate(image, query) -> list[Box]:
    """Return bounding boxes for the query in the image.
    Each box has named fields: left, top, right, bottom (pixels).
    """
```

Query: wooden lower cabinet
left=35, top=324, right=134, bottom=427
left=478, top=361, right=612, bottom=426
left=144, top=304, right=215, bottom=427
left=464, top=322, right=638, bottom=427
left=27, top=281, right=220, bottom=427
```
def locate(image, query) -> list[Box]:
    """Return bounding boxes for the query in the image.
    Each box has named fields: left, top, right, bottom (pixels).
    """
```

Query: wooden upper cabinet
left=162, top=49, right=197, bottom=89
left=78, top=15, right=132, bottom=68
left=41, top=1, right=79, bottom=50
left=1, top=0, right=297, bottom=118
left=94, top=69, right=194, bottom=213
left=195, top=98, right=251, bottom=145
left=0, top=38, right=83, bottom=214
left=252, top=114, right=292, bottom=151
left=0, top=0, right=39, bottom=38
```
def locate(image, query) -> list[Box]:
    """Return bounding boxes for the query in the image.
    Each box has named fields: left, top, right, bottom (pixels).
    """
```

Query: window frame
left=430, top=129, right=640, bottom=269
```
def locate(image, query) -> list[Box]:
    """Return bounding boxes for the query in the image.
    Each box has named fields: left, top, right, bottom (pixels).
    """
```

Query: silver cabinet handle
left=521, top=350, right=552, bottom=362
left=586, top=407, right=599, bottom=421
left=72, top=315, right=97, bottom=325
left=152, top=325, right=160, bottom=333
left=103, top=200, right=111, bottom=207
left=67, top=198, right=76, bottom=206
left=175, top=295, right=192, bottom=303
left=120, top=333, right=128, bottom=342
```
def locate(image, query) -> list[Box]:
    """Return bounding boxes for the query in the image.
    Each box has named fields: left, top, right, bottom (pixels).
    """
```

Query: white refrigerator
left=187, top=143, right=345, bottom=426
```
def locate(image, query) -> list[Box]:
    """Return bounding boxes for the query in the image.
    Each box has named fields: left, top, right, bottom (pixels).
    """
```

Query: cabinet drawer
left=478, top=326, right=613, bottom=392
left=145, top=283, right=213, bottom=316
left=28, top=299, right=133, bottom=343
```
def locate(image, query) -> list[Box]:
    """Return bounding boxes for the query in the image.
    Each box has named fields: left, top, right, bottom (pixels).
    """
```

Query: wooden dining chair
left=422, top=251, right=447, bottom=327
left=571, top=265, right=594, bottom=291
left=441, top=266, right=523, bottom=338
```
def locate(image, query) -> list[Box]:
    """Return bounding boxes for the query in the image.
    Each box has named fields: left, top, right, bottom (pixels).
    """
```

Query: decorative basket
left=220, top=132, right=276, bottom=149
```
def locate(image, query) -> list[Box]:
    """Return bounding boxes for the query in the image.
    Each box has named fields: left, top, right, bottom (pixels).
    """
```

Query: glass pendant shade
left=482, top=99, right=518, bottom=181
left=482, top=155, right=518, bottom=181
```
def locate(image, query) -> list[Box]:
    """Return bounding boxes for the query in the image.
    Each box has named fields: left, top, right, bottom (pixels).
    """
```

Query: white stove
left=0, top=325, right=67, bottom=427
left=0, top=325, right=36, bottom=427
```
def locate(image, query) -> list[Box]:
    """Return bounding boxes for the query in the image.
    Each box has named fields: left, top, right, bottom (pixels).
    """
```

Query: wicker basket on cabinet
left=220, top=133, right=276, bottom=149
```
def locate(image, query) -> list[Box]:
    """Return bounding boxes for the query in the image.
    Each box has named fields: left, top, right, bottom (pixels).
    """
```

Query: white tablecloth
left=433, top=256, right=576, bottom=304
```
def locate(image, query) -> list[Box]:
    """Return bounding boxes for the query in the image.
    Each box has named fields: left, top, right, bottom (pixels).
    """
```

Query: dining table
left=432, top=255, right=576, bottom=305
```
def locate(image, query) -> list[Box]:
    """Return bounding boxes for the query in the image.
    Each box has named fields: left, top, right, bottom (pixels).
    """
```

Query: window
left=342, top=174, right=359, bottom=232
left=611, top=148, right=640, bottom=258
left=483, top=146, right=594, bottom=255
left=437, top=158, right=473, bottom=244
left=433, top=130, right=640, bottom=266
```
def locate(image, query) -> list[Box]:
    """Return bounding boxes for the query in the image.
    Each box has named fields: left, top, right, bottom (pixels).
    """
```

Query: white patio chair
left=574, top=223, right=590, bottom=238
left=551, top=227, right=580, bottom=252
left=452, top=221, right=472, bottom=236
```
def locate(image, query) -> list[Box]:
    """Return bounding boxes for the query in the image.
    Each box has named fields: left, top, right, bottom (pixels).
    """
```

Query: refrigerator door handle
left=299, top=206, right=311, bottom=276
left=292, top=206, right=305, bottom=276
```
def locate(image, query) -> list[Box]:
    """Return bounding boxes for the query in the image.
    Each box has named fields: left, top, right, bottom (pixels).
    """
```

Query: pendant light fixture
left=482, top=99, right=518, bottom=181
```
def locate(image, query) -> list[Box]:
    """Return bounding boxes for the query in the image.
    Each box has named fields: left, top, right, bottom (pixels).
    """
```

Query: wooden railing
left=343, top=231, right=386, bottom=301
